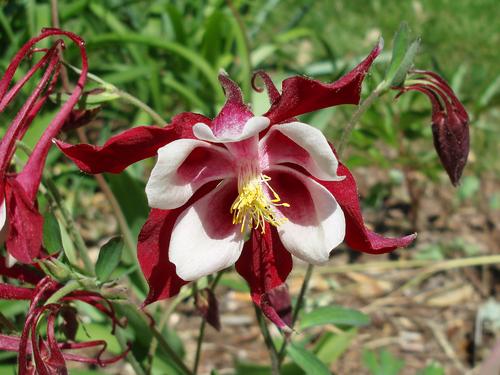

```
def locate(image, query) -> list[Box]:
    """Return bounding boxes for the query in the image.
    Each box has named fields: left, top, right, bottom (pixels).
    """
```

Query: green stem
left=114, top=88, right=167, bottom=126
left=192, top=316, right=206, bottom=375
left=255, top=306, right=280, bottom=375
left=277, top=82, right=387, bottom=365
left=63, top=63, right=167, bottom=125
left=337, top=81, right=387, bottom=156
left=115, top=327, right=147, bottom=375
left=278, top=263, right=313, bottom=363
left=45, top=280, right=81, bottom=305
left=150, top=326, right=194, bottom=375
left=192, top=272, right=224, bottom=374
left=43, top=176, right=94, bottom=274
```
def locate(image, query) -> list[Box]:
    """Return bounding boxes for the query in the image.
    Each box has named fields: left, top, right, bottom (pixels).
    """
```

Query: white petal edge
left=193, top=116, right=270, bottom=143
left=146, top=139, right=234, bottom=210
left=273, top=166, right=346, bottom=265
left=169, top=180, right=244, bottom=281
left=0, top=199, right=6, bottom=232
left=259, top=121, right=344, bottom=181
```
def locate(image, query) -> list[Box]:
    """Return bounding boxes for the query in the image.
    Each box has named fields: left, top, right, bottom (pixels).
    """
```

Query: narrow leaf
left=286, top=343, right=331, bottom=375
left=300, top=306, right=370, bottom=330
left=42, top=211, right=63, bottom=255
left=95, top=237, right=123, bottom=282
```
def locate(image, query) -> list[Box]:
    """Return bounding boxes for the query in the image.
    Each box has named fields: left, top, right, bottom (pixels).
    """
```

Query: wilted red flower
left=0, top=28, right=88, bottom=263
left=57, top=41, right=415, bottom=328
left=0, top=273, right=128, bottom=374
left=395, top=70, right=469, bottom=186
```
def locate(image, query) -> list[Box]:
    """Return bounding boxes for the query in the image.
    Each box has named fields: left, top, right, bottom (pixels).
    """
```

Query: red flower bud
left=396, top=70, right=469, bottom=186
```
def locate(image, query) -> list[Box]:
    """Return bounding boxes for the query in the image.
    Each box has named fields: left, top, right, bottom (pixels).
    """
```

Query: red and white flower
left=58, top=40, right=415, bottom=328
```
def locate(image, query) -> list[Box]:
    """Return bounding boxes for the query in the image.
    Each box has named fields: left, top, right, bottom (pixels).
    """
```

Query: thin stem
left=44, top=280, right=80, bottom=305
left=277, top=82, right=387, bottom=365
left=115, top=327, right=147, bottom=375
left=278, top=263, right=313, bottom=363
left=63, top=63, right=167, bottom=126
left=192, top=272, right=224, bottom=374
left=254, top=306, right=280, bottom=375
left=43, top=175, right=94, bottom=274
left=337, top=81, right=387, bottom=156
left=192, top=316, right=206, bottom=375
left=115, top=88, right=167, bottom=126
left=150, top=326, right=194, bottom=375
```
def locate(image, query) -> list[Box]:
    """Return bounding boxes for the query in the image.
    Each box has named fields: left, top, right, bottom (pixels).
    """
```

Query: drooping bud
left=395, top=70, right=469, bottom=186
left=194, top=287, right=221, bottom=331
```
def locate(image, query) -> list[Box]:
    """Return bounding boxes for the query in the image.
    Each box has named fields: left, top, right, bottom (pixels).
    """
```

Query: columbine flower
left=57, top=40, right=415, bottom=328
left=0, top=269, right=127, bottom=374
left=0, top=28, right=88, bottom=263
left=395, top=70, right=469, bottom=186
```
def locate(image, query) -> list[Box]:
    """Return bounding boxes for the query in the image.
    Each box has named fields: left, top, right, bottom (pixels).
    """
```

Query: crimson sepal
left=319, top=161, right=416, bottom=254
left=138, top=208, right=188, bottom=305
left=4, top=178, right=44, bottom=263
left=211, top=72, right=253, bottom=136
left=235, top=224, right=293, bottom=330
left=56, top=112, right=211, bottom=174
left=263, top=40, right=383, bottom=124
left=0, top=256, right=44, bottom=284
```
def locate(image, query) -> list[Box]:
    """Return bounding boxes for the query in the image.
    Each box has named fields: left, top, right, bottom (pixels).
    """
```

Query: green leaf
left=417, top=362, right=444, bottom=375
left=300, top=306, right=371, bottom=330
left=385, top=22, right=421, bottom=87
left=390, top=39, right=420, bottom=87
left=234, top=362, right=271, bottom=375
left=286, top=343, right=331, bottom=375
left=95, top=237, right=124, bottom=282
left=42, top=211, right=63, bottom=255
left=362, top=349, right=405, bottom=375
left=315, top=329, right=358, bottom=364
left=385, top=22, right=410, bottom=82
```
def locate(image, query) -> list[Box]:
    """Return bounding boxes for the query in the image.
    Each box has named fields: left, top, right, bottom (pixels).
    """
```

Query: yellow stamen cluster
left=230, top=172, right=289, bottom=234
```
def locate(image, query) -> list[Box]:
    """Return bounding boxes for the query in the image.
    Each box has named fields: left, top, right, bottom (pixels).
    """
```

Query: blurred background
left=0, top=0, right=499, bottom=374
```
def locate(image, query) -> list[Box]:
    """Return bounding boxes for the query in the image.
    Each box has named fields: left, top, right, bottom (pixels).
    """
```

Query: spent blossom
left=0, top=28, right=88, bottom=263
left=0, top=259, right=128, bottom=374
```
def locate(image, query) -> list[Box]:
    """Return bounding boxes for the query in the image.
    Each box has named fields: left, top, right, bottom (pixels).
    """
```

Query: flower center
left=230, top=165, right=289, bottom=234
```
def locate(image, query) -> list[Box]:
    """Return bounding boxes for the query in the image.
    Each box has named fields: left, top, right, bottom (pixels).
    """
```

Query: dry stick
left=426, top=320, right=466, bottom=373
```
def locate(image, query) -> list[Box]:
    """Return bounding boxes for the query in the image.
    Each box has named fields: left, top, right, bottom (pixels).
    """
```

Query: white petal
left=0, top=199, right=6, bottom=232
left=146, top=139, right=234, bottom=210
left=193, top=116, right=270, bottom=143
left=0, top=199, right=8, bottom=248
left=169, top=180, right=244, bottom=281
left=259, top=121, right=343, bottom=181
left=268, top=166, right=345, bottom=264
